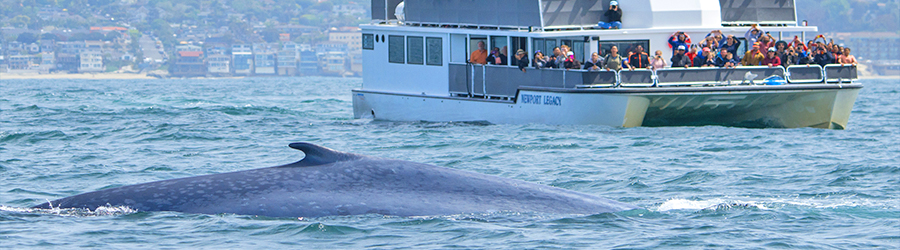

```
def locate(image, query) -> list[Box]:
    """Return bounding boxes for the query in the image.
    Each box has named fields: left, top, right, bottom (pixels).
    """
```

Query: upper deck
left=372, top=0, right=800, bottom=31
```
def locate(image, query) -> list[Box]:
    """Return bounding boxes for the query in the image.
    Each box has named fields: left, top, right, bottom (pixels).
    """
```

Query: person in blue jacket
left=668, top=31, right=690, bottom=53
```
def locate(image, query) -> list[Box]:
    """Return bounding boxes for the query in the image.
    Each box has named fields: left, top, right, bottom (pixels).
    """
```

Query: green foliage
left=10, top=15, right=32, bottom=28
left=17, top=32, right=39, bottom=44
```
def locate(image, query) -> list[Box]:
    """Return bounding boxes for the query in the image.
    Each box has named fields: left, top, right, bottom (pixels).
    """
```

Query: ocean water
left=0, top=77, right=898, bottom=249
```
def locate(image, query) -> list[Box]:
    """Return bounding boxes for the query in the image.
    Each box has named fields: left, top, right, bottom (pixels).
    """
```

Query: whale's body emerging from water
left=34, top=143, right=637, bottom=217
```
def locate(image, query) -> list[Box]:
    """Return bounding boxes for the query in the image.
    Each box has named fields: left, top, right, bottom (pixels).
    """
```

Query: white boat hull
left=352, top=84, right=862, bottom=129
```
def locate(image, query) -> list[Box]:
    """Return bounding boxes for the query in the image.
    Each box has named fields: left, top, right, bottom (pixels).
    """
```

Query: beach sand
left=0, top=72, right=157, bottom=80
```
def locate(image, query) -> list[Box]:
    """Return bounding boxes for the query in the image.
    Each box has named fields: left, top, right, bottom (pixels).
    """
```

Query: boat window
left=533, top=38, right=557, bottom=57
left=598, top=40, right=650, bottom=58
left=490, top=35, right=508, bottom=59
left=545, top=39, right=558, bottom=56
left=737, top=37, right=748, bottom=57
left=407, top=36, right=424, bottom=65
left=362, top=34, right=375, bottom=50
left=389, top=35, right=405, bottom=64
left=511, top=36, right=528, bottom=66
left=426, top=37, right=442, bottom=66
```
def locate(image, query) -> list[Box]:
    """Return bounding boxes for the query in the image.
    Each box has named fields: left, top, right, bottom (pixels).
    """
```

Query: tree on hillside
left=10, top=15, right=32, bottom=28
left=17, top=32, right=39, bottom=44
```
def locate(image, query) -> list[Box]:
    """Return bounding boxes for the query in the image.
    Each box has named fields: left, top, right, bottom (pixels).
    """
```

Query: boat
left=352, top=0, right=862, bottom=129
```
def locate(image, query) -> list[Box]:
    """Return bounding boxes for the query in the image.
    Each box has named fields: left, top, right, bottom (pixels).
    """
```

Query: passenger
left=686, top=45, right=699, bottom=65
left=603, top=46, right=625, bottom=71
left=515, top=49, right=529, bottom=72
left=584, top=52, right=603, bottom=71
left=670, top=45, right=691, bottom=68
left=813, top=46, right=834, bottom=67
left=623, top=51, right=633, bottom=69
left=700, top=36, right=720, bottom=50
left=554, top=47, right=568, bottom=68
left=714, top=48, right=729, bottom=67
left=650, top=50, right=666, bottom=70
left=775, top=41, right=794, bottom=67
left=692, top=47, right=710, bottom=67
left=700, top=50, right=718, bottom=67
left=720, top=35, right=742, bottom=60
left=533, top=51, right=549, bottom=68
left=500, top=46, right=509, bottom=65
left=762, top=47, right=782, bottom=68
left=757, top=33, right=775, bottom=53
left=548, top=47, right=562, bottom=68
left=741, top=43, right=765, bottom=66
left=598, top=1, right=622, bottom=29
left=564, top=51, right=582, bottom=70
left=469, top=41, right=488, bottom=64
left=744, top=24, right=763, bottom=45
left=705, top=30, right=725, bottom=47
left=668, top=31, right=691, bottom=53
left=722, top=52, right=737, bottom=69
left=486, top=47, right=504, bottom=65
left=838, top=48, right=858, bottom=65
left=628, top=45, right=650, bottom=70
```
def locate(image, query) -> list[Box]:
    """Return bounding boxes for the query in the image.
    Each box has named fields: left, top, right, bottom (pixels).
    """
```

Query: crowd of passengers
left=468, top=25, right=858, bottom=73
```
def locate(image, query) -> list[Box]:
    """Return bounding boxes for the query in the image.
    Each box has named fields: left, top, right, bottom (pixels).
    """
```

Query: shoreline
left=1, top=72, right=157, bottom=80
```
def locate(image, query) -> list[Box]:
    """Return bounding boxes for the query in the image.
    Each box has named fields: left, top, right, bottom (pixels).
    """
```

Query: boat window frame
left=388, top=35, right=405, bottom=64
left=597, top=39, right=651, bottom=58
left=362, top=34, right=375, bottom=50
left=407, top=36, right=425, bottom=65
left=426, top=37, right=442, bottom=66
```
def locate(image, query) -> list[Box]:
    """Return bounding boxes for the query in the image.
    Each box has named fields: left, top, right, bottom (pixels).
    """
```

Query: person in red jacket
left=762, top=47, right=782, bottom=68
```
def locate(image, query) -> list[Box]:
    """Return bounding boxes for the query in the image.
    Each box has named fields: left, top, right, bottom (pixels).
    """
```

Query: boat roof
left=372, top=0, right=799, bottom=30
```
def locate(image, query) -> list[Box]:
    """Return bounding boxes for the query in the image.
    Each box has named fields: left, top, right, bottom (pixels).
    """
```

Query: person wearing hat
left=741, top=42, right=765, bottom=66
left=598, top=1, right=622, bottom=29
left=514, top=49, right=529, bottom=72
left=670, top=45, right=692, bottom=68
left=762, top=47, right=782, bottom=68
left=564, top=51, right=582, bottom=70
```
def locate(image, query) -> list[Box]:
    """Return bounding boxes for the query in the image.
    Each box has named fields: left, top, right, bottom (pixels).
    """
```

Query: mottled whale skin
left=34, top=143, right=637, bottom=217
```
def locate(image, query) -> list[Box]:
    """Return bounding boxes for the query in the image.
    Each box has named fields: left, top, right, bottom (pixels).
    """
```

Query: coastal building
left=299, top=47, right=319, bottom=76
left=57, top=41, right=85, bottom=54
left=26, top=43, right=40, bottom=54
left=39, top=52, right=55, bottom=73
left=277, top=42, right=300, bottom=76
left=321, top=51, right=346, bottom=76
left=232, top=44, right=253, bottom=76
left=207, top=54, right=231, bottom=76
left=78, top=50, right=104, bottom=73
left=328, top=28, right=362, bottom=52
left=8, top=55, right=33, bottom=70
left=39, top=39, right=55, bottom=53
left=176, top=45, right=202, bottom=52
left=254, top=50, right=276, bottom=75
left=55, top=53, right=79, bottom=72
left=171, top=51, right=206, bottom=77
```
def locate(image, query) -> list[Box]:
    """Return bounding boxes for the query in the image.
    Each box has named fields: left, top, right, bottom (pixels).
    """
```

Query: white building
left=78, top=50, right=104, bottom=73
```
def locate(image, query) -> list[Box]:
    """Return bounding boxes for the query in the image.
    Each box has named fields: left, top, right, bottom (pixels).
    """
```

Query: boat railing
left=823, top=64, right=858, bottom=83
left=785, top=65, right=824, bottom=83
left=447, top=63, right=858, bottom=99
left=655, top=66, right=785, bottom=87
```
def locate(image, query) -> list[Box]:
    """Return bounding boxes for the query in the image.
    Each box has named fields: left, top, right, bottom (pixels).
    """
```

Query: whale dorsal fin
left=286, top=142, right=362, bottom=167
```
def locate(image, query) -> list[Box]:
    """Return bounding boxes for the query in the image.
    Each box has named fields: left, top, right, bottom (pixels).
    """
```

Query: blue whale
left=34, top=143, right=637, bottom=217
